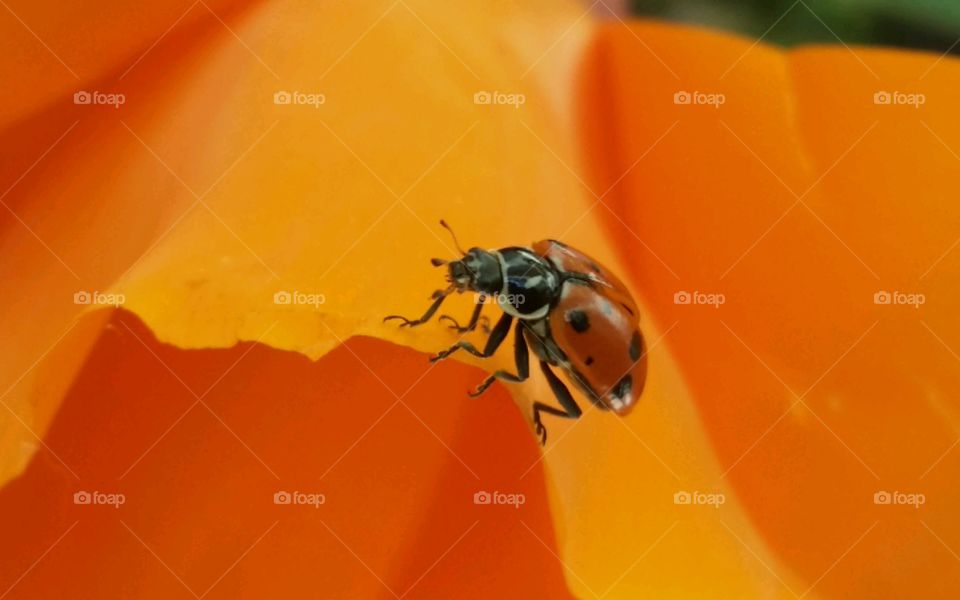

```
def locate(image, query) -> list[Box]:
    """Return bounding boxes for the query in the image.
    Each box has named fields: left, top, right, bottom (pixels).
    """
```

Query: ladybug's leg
left=532, top=361, right=582, bottom=445
left=430, top=312, right=512, bottom=362
left=468, top=320, right=529, bottom=397
left=438, top=301, right=484, bottom=333
left=383, top=288, right=450, bottom=328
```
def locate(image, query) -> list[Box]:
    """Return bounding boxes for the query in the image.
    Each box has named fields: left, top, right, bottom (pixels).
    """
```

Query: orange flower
left=1, top=1, right=958, bottom=598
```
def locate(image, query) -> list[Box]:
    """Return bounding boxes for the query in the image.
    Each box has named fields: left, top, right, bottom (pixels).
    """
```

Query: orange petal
left=0, top=310, right=573, bottom=598
left=0, top=0, right=593, bottom=597
left=585, top=19, right=960, bottom=598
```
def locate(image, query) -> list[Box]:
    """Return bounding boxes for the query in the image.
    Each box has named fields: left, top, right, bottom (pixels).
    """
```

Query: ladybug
left=385, top=221, right=648, bottom=444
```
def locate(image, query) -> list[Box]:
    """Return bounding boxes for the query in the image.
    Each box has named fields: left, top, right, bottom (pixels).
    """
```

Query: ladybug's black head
left=430, top=220, right=503, bottom=296
left=441, top=248, right=502, bottom=295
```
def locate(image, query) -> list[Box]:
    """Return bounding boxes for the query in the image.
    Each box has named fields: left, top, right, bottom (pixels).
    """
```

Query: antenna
left=439, top=219, right=466, bottom=255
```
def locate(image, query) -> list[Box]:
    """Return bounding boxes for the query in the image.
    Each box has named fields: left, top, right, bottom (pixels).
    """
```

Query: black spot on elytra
left=566, top=309, right=590, bottom=333
left=611, top=374, right=633, bottom=399
left=629, top=331, right=643, bottom=361
left=585, top=356, right=594, bottom=366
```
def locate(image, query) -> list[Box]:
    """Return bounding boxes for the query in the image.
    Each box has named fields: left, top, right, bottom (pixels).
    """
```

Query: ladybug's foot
left=431, top=313, right=513, bottom=363
left=438, top=315, right=469, bottom=332
left=383, top=289, right=451, bottom=329
left=468, top=377, right=496, bottom=398
left=534, top=418, right=547, bottom=445
left=430, top=339, right=488, bottom=363
left=430, top=342, right=473, bottom=362
left=467, top=320, right=529, bottom=397
left=531, top=385, right=581, bottom=447
left=438, top=310, right=489, bottom=334
left=383, top=315, right=417, bottom=328
left=430, top=347, right=454, bottom=362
